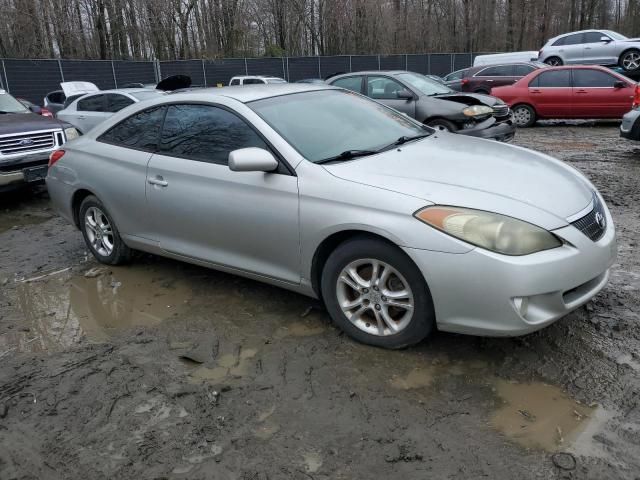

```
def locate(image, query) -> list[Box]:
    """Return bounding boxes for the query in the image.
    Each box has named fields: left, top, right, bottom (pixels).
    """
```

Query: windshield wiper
left=377, top=133, right=432, bottom=152
left=316, top=149, right=378, bottom=164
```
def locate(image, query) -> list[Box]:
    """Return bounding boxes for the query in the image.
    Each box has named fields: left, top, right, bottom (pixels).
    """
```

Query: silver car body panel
left=47, top=84, right=616, bottom=337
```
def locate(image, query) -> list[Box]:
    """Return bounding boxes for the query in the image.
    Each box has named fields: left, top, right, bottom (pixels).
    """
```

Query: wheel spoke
left=382, top=288, right=410, bottom=299
left=342, top=297, right=363, bottom=310
left=349, top=305, right=368, bottom=323
left=339, top=273, right=360, bottom=292
left=346, top=266, right=368, bottom=288
left=385, top=299, right=413, bottom=311
left=373, top=309, right=386, bottom=335
left=380, top=307, right=399, bottom=333
left=370, top=260, right=380, bottom=286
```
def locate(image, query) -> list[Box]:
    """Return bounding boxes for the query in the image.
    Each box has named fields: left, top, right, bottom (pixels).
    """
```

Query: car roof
left=231, top=75, right=284, bottom=79
left=469, top=61, right=543, bottom=71
left=163, top=84, right=336, bottom=103
left=548, top=29, right=615, bottom=43
left=81, top=88, right=159, bottom=95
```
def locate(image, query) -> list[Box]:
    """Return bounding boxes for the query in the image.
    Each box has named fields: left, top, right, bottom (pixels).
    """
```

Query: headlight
left=414, top=206, right=562, bottom=255
left=64, top=127, right=79, bottom=141
left=462, top=105, right=493, bottom=117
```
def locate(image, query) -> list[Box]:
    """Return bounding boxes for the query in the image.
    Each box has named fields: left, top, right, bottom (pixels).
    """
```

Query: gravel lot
left=1, top=123, right=639, bottom=480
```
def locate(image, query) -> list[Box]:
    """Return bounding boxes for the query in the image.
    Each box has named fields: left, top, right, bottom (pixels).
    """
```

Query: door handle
left=575, top=90, right=588, bottom=94
left=530, top=89, right=541, bottom=94
left=585, top=47, right=592, bottom=50
left=486, top=79, right=494, bottom=82
left=148, top=176, right=168, bottom=187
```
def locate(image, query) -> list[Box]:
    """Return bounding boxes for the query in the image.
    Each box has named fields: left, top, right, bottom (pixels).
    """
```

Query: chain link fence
left=0, top=53, right=491, bottom=104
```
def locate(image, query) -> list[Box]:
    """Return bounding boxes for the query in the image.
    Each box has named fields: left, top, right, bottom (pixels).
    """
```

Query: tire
left=620, top=49, right=640, bottom=71
left=474, top=89, right=490, bottom=95
left=321, top=236, right=435, bottom=349
left=512, top=104, right=537, bottom=128
left=79, top=195, right=132, bottom=265
left=544, top=56, right=563, bottom=66
left=425, top=118, right=457, bottom=133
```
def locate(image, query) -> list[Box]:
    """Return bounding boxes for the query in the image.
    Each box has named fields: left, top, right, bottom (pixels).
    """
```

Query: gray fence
left=0, top=53, right=490, bottom=104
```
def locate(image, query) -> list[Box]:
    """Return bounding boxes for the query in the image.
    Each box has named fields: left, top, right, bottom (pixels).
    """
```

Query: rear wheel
left=544, top=56, right=563, bottom=66
left=425, top=118, right=457, bottom=132
left=512, top=104, right=537, bottom=128
left=321, top=237, right=435, bottom=349
left=620, top=49, right=640, bottom=71
left=79, top=195, right=131, bottom=265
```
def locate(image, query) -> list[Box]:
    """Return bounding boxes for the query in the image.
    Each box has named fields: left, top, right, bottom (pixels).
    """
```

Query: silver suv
left=539, top=29, right=640, bottom=71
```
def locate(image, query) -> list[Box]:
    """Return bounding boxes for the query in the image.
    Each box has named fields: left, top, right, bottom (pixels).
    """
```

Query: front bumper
left=0, top=152, right=50, bottom=190
left=620, top=108, right=640, bottom=140
left=403, top=203, right=616, bottom=337
left=457, top=114, right=516, bottom=142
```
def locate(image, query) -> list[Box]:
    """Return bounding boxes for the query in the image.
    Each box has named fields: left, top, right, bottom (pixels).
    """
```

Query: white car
left=473, top=52, right=539, bottom=66
left=229, top=76, right=287, bottom=86
left=539, top=29, right=640, bottom=71
left=57, top=86, right=164, bottom=133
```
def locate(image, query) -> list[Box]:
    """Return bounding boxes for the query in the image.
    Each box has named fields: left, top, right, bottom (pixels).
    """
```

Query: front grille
left=492, top=104, right=510, bottom=117
left=571, top=194, right=607, bottom=242
left=0, top=131, right=56, bottom=155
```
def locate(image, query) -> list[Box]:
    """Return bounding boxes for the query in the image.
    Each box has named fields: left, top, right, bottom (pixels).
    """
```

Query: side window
left=367, top=76, right=405, bottom=99
left=331, top=76, right=363, bottom=93
left=514, top=64, right=536, bottom=76
left=476, top=65, right=513, bottom=77
left=77, top=94, right=105, bottom=112
left=243, top=78, right=263, bottom=85
left=445, top=70, right=466, bottom=81
left=583, top=32, right=607, bottom=43
left=47, top=91, right=65, bottom=104
left=230, top=79, right=240, bottom=86
left=563, top=33, right=585, bottom=46
left=533, top=70, right=571, bottom=87
left=98, top=106, right=166, bottom=151
left=159, top=104, right=269, bottom=165
left=573, top=69, right=619, bottom=88
left=105, top=94, right=134, bottom=113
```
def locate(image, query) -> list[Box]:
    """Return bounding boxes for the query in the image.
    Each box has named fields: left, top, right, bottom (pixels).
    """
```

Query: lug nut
left=381, top=296, right=387, bottom=302
left=363, top=288, right=369, bottom=293
left=375, top=304, right=381, bottom=310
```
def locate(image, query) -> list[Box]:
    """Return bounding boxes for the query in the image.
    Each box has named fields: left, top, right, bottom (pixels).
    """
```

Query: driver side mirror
left=600, top=36, right=612, bottom=43
left=28, top=105, right=42, bottom=114
left=614, top=80, right=627, bottom=89
left=396, top=89, right=414, bottom=100
left=228, top=147, right=278, bottom=173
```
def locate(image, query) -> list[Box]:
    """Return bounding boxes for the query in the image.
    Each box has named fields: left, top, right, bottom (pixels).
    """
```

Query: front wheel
left=321, top=237, right=435, bottom=349
left=620, top=49, right=640, bottom=71
left=425, top=118, right=457, bottom=133
left=512, top=104, right=537, bottom=128
left=79, top=195, right=132, bottom=265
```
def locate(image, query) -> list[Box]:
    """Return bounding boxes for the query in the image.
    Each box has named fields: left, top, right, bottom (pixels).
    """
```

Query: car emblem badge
left=19, top=138, right=34, bottom=146
left=595, top=211, right=606, bottom=230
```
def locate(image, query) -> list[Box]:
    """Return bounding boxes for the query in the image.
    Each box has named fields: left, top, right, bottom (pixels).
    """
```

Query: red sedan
left=491, top=65, right=636, bottom=127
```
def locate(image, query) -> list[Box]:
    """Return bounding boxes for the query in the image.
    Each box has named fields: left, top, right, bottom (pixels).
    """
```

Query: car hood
left=429, top=92, right=501, bottom=107
left=0, top=112, right=67, bottom=135
left=323, top=134, right=593, bottom=230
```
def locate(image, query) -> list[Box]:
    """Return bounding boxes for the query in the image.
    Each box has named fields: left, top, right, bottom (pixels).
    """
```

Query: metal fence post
left=111, top=60, right=118, bottom=88
left=427, top=54, right=431, bottom=75
left=57, top=59, right=65, bottom=82
left=377, top=55, right=381, bottom=70
left=405, top=54, right=408, bottom=70
left=317, top=56, right=321, bottom=78
left=202, top=59, right=207, bottom=87
left=349, top=55, right=352, bottom=72
left=244, top=58, right=248, bottom=75
left=1, top=60, right=8, bottom=92
left=283, top=57, right=288, bottom=81
left=154, top=59, right=161, bottom=83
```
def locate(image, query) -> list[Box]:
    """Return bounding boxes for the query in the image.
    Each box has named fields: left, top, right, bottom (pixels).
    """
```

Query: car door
left=91, top=105, right=167, bottom=239
left=528, top=69, right=572, bottom=117
left=75, top=94, right=108, bottom=132
left=364, top=75, right=417, bottom=117
left=557, top=33, right=586, bottom=64
left=471, top=65, right=517, bottom=93
left=146, top=103, right=301, bottom=284
left=582, top=32, right=618, bottom=65
left=572, top=68, right=634, bottom=117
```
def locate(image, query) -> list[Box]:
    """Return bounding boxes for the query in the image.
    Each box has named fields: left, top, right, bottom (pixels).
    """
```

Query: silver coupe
left=46, top=84, right=616, bottom=349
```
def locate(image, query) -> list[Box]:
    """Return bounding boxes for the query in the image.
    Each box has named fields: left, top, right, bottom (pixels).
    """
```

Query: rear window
left=530, top=70, right=571, bottom=88
left=77, top=94, right=105, bottom=112
left=477, top=65, right=513, bottom=77
left=330, top=76, right=363, bottom=93
left=98, top=106, right=166, bottom=151
left=514, top=64, right=536, bottom=76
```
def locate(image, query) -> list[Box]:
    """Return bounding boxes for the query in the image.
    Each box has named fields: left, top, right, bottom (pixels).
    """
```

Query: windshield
left=130, top=90, right=165, bottom=101
left=396, top=72, right=453, bottom=95
left=249, top=90, right=428, bottom=163
left=605, top=31, right=627, bottom=40
left=0, top=92, right=29, bottom=113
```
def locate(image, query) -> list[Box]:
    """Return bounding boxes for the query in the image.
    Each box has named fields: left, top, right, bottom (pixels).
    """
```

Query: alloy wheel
left=335, top=258, right=414, bottom=336
left=85, top=206, right=114, bottom=257
left=622, top=52, right=640, bottom=71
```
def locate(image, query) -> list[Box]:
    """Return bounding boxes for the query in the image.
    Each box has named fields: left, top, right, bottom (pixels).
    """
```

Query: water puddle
left=275, top=320, right=328, bottom=338
left=389, top=366, right=436, bottom=390
left=7, top=265, right=191, bottom=351
left=190, top=347, right=258, bottom=383
left=490, top=380, right=596, bottom=451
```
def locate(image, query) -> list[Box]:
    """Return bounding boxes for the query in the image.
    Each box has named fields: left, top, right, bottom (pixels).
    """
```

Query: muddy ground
left=0, top=123, right=639, bottom=480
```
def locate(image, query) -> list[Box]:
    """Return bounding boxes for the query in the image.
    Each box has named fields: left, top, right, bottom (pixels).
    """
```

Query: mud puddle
left=6, top=264, right=191, bottom=351
left=0, top=211, right=51, bottom=234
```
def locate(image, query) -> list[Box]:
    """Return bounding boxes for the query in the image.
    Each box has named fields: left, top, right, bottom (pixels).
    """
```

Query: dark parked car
left=17, top=98, right=53, bottom=117
left=0, top=89, right=78, bottom=191
left=620, top=84, right=640, bottom=140
left=326, top=70, right=515, bottom=141
left=446, top=62, right=548, bottom=94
